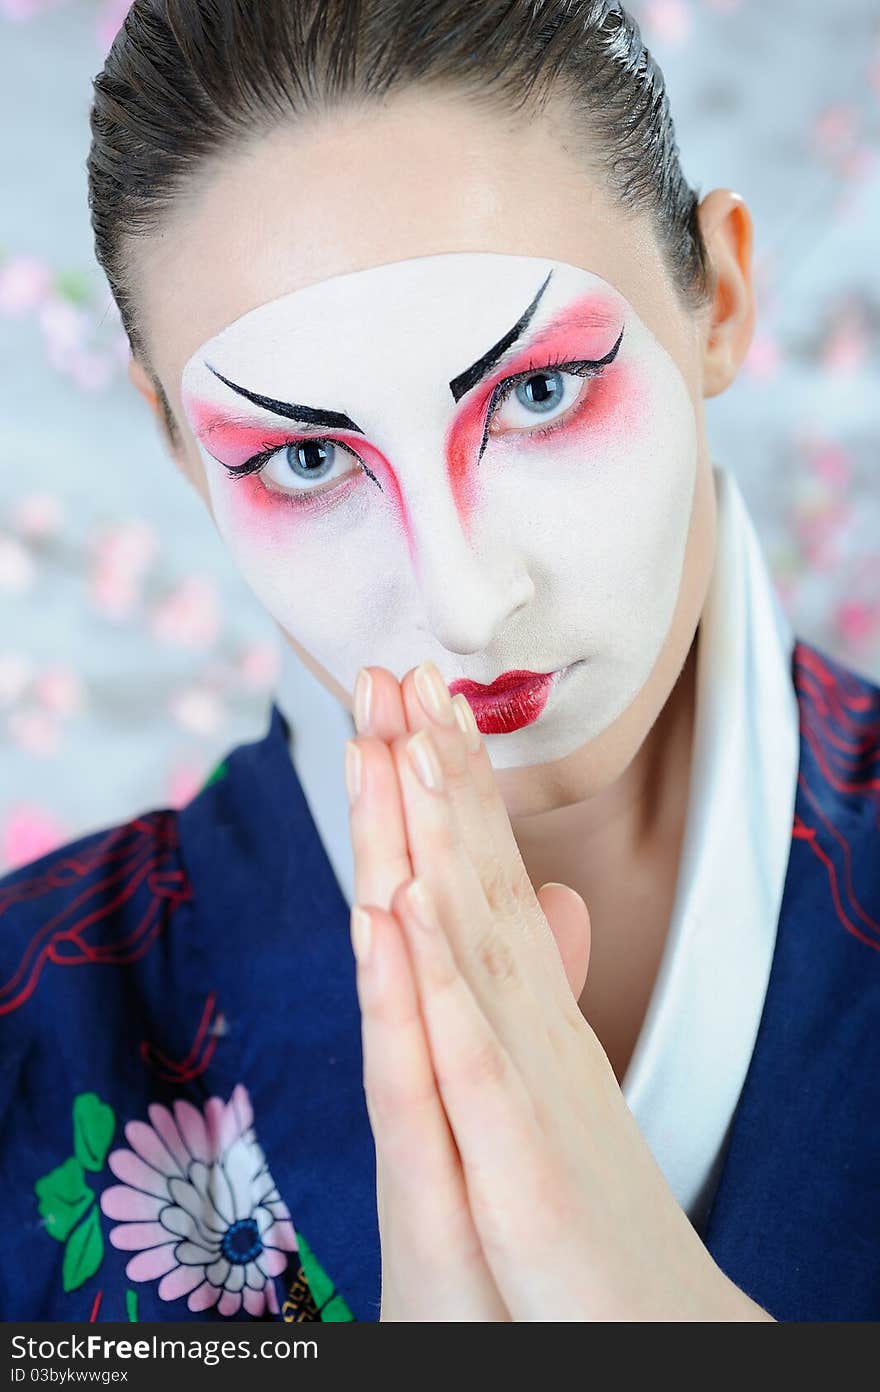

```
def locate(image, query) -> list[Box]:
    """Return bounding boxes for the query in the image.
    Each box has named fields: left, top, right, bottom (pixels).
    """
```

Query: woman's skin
left=127, top=87, right=765, bottom=1317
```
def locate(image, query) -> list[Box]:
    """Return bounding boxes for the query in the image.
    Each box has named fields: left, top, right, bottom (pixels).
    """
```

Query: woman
left=2, top=0, right=878, bottom=1323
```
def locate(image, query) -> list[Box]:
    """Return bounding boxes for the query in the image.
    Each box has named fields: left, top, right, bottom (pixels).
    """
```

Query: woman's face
left=136, top=89, right=718, bottom=809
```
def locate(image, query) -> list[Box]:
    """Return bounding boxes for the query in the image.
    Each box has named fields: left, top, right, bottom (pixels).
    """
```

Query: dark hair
left=87, top=0, right=712, bottom=446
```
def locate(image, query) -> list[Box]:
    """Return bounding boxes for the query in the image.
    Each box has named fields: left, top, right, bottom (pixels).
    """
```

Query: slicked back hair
left=88, top=1, right=711, bottom=444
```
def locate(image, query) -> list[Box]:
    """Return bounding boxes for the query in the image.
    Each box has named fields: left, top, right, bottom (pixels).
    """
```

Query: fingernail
left=353, top=668, right=372, bottom=732
left=344, top=739, right=362, bottom=804
left=350, top=904, right=372, bottom=963
left=406, top=729, right=444, bottom=792
left=404, top=877, right=438, bottom=933
left=414, top=659, right=456, bottom=726
left=452, top=693, right=482, bottom=753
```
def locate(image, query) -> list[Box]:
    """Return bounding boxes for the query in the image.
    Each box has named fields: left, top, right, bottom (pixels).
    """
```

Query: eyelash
left=485, top=352, right=609, bottom=446
left=223, top=337, right=622, bottom=489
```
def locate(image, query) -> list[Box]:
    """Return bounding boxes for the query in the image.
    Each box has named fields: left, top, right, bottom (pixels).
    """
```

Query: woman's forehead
left=179, top=251, right=628, bottom=410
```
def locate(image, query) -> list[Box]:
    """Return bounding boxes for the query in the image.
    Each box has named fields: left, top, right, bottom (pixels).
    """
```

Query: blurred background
left=0, top=0, right=878, bottom=872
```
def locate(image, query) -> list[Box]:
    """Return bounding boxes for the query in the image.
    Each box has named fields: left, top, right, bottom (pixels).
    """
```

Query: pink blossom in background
left=810, top=443, right=853, bottom=493
left=0, top=0, right=68, bottom=21
left=36, top=292, right=121, bottom=390
left=822, top=304, right=870, bottom=375
left=34, top=664, right=84, bottom=717
left=69, top=347, right=116, bottom=392
left=840, top=145, right=877, bottom=186
left=743, top=331, right=782, bottom=381
left=39, top=295, right=89, bottom=359
left=150, top=577, right=222, bottom=649
left=0, top=255, right=52, bottom=314
left=643, top=0, right=692, bottom=45
left=793, top=497, right=852, bottom=572
left=237, top=641, right=282, bottom=689
left=6, top=707, right=61, bottom=757
left=0, top=652, right=34, bottom=707
left=0, top=802, right=67, bottom=871
left=166, top=758, right=210, bottom=809
left=11, top=492, right=64, bottom=539
left=88, top=520, right=159, bottom=619
left=169, top=687, right=225, bottom=737
left=96, top=0, right=131, bottom=54
left=811, top=104, right=860, bottom=164
left=0, top=535, right=35, bottom=594
left=835, top=600, right=880, bottom=649
left=773, top=572, right=801, bottom=613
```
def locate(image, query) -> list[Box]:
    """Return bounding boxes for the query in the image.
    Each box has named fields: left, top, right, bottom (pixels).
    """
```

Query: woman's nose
left=406, top=486, right=534, bottom=655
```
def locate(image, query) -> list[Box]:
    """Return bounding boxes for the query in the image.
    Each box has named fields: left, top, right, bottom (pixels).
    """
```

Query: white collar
left=272, top=463, right=800, bottom=1226
left=620, top=464, right=799, bottom=1226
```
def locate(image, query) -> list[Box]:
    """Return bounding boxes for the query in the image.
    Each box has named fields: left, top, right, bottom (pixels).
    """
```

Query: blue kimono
left=1, top=638, right=878, bottom=1323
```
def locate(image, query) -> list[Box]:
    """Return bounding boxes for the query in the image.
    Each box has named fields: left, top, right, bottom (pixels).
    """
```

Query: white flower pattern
left=100, top=1083, right=297, bottom=1317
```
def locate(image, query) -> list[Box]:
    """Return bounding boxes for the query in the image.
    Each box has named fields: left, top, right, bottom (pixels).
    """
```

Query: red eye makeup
left=183, top=279, right=628, bottom=537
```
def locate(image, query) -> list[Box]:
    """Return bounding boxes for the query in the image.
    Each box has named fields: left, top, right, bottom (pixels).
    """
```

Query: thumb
left=536, top=881, right=591, bottom=1002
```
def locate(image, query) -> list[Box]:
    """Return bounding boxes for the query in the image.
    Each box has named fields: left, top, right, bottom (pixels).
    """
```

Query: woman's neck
left=511, top=635, right=699, bottom=1082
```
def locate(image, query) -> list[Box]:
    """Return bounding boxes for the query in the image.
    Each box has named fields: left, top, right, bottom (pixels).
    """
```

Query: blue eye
left=491, top=367, right=585, bottom=435
left=286, top=439, right=336, bottom=479
left=514, top=370, right=565, bottom=414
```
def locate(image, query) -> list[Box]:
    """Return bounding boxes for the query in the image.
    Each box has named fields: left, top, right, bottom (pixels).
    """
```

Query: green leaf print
left=62, top=1204, right=104, bottom=1293
left=202, top=760, right=229, bottom=790
left=296, top=1232, right=354, bottom=1321
left=72, top=1092, right=115, bottom=1172
left=34, top=1158, right=94, bottom=1244
left=320, top=1294, right=355, bottom=1322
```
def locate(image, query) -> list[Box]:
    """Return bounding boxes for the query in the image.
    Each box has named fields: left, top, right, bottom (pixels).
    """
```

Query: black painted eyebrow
left=448, top=269, right=554, bottom=404
left=205, top=267, right=554, bottom=425
left=204, top=363, right=364, bottom=434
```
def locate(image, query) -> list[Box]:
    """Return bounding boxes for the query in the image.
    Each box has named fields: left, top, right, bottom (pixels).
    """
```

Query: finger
left=401, top=666, right=520, bottom=908
left=350, top=900, right=507, bottom=1319
left=347, top=734, right=413, bottom=911
left=393, top=877, right=548, bottom=1264
left=390, top=729, right=572, bottom=1109
left=352, top=664, right=408, bottom=741
left=535, top=882, right=591, bottom=1001
left=400, top=662, right=574, bottom=1006
left=401, top=665, right=513, bottom=901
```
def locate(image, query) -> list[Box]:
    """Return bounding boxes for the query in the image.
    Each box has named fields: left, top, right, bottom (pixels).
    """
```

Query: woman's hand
left=346, top=660, right=772, bottom=1322
left=344, top=661, right=508, bottom=1320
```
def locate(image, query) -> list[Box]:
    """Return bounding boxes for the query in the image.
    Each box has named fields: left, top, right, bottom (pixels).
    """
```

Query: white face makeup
left=180, top=252, right=698, bottom=770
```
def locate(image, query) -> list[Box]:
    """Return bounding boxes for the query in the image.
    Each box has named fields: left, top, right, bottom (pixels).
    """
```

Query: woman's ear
left=696, top=188, right=756, bottom=399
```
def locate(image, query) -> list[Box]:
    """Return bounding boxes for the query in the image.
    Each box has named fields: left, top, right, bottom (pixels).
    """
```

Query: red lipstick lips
left=448, top=667, right=566, bottom=735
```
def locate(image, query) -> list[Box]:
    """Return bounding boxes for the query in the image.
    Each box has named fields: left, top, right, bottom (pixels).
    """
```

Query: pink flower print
left=100, top=1085, right=297, bottom=1318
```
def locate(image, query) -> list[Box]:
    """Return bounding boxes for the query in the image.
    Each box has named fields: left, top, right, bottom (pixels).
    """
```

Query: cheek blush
left=505, top=358, right=640, bottom=455
left=445, top=343, right=637, bottom=526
